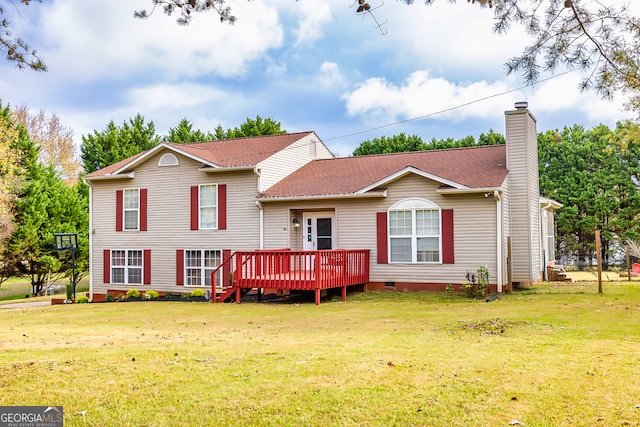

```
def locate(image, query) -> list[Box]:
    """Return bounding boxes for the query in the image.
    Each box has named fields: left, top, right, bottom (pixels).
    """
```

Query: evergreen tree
left=165, top=118, right=214, bottom=143
left=81, top=114, right=160, bottom=174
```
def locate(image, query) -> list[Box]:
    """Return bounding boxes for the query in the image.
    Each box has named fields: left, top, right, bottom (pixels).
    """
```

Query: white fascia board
left=437, top=187, right=502, bottom=195
left=357, top=166, right=467, bottom=194
left=540, top=196, right=563, bottom=210
left=257, top=190, right=387, bottom=203
left=112, top=143, right=220, bottom=175
left=85, top=172, right=135, bottom=181
left=198, top=166, right=256, bottom=173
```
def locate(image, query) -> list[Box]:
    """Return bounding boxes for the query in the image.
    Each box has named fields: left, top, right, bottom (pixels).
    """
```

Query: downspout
left=255, top=167, right=264, bottom=249
left=256, top=200, right=264, bottom=250
left=494, top=190, right=503, bottom=293
left=88, top=180, right=93, bottom=301
left=541, top=200, right=553, bottom=280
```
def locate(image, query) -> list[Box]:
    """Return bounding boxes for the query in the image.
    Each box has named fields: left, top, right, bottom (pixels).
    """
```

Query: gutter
left=85, top=172, right=135, bottom=181
left=257, top=190, right=387, bottom=202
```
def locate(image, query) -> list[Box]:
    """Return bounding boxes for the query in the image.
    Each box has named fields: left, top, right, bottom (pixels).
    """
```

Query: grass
left=0, top=277, right=89, bottom=303
left=1, top=282, right=640, bottom=426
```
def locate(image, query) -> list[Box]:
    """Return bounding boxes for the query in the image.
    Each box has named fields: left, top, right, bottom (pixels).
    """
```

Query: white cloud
left=343, top=70, right=515, bottom=123
left=36, top=0, right=284, bottom=81
left=292, top=1, right=333, bottom=47
left=318, top=62, right=347, bottom=89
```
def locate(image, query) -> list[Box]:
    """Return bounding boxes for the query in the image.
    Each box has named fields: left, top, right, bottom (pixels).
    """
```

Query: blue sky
left=0, top=0, right=636, bottom=157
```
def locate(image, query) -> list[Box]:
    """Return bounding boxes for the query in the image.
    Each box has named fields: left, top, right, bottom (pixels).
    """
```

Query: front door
left=302, top=213, right=335, bottom=251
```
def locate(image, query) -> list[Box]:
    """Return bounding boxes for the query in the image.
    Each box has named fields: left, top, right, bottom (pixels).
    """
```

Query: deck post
left=211, top=270, right=216, bottom=303
left=236, top=287, right=242, bottom=303
left=342, top=285, right=347, bottom=301
left=315, top=288, right=320, bottom=305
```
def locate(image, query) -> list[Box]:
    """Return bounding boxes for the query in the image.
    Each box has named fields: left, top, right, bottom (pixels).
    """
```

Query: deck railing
left=211, top=249, right=370, bottom=304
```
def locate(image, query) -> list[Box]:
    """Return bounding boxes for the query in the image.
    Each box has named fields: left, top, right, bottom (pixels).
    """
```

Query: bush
left=126, top=288, right=141, bottom=299
left=118, top=294, right=126, bottom=302
left=66, top=284, right=73, bottom=300
left=143, top=290, right=160, bottom=300
left=76, top=295, right=90, bottom=304
left=105, top=293, right=114, bottom=302
left=190, top=288, right=206, bottom=298
left=181, top=292, right=191, bottom=300
left=463, top=266, right=490, bottom=299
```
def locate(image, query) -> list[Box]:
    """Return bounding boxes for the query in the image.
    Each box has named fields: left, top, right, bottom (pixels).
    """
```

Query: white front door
left=302, top=213, right=335, bottom=251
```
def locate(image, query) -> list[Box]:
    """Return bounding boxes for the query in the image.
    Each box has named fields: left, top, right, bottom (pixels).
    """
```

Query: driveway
left=0, top=301, right=51, bottom=309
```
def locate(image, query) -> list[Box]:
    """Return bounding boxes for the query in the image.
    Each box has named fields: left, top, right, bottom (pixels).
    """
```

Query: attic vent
left=514, top=101, right=528, bottom=110
left=158, top=153, right=179, bottom=167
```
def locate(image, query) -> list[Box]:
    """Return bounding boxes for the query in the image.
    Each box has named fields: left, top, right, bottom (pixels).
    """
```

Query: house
left=85, top=103, right=559, bottom=302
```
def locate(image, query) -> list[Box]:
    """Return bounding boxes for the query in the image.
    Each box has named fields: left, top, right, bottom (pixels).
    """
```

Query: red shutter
left=190, top=186, right=198, bottom=230
left=376, top=212, right=388, bottom=264
left=140, top=189, right=148, bottom=231
left=144, top=249, right=151, bottom=284
left=442, top=209, right=455, bottom=264
left=103, top=250, right=111, bottom=283
left=218, top=184, right=227, bottom=230
left=222, top=249, right=231, bottom=287
left=176, top=249, right=184, bottom=286
left=115, top=190, right=123, bottom=231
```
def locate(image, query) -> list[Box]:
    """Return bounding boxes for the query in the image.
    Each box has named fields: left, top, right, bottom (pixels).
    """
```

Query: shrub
left=118, top=294, right=126, bottom=302
left=66, top=284, right=73, bottom=300
left=76, top=295, right=90, bottom=304
left=126, top=288, right=141, bottom=299
left=190, top=288, right=206, bottom=298
left=181, top=292, right=191, bottom=300
left=105, top=293, right=114, bottom=302
left=463, top=266, right=490, bottom=299
left=143, top=290, right=160, bottom=300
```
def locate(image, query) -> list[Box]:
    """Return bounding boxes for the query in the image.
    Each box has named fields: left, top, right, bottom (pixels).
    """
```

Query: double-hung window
left=389, top=199, right=441, bottom=263
left=199, top=184, right=217, bottom=229
left=184, top=250, right=222, bottom=287
left=123, top=189, right=139, bottom=230
left=111, top=250, right=143, bottom=284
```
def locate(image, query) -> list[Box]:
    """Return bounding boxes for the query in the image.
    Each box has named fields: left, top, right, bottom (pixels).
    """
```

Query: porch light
left=292, top=217, right=301, bottom=228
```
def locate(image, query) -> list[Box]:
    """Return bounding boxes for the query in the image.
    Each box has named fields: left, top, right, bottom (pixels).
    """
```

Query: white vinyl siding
left=184, top=250, right=221, bottom=287
left=123, top=189, right=139, bottom=230
left=111, top=250, right=143, bottom=285
left=262, top=173, right=500, bottom=286
left=257, top=133, right=334, bottom=192
left=199, top=184, right=217, bottom=229
left=89, top=151, right=262, bottom=296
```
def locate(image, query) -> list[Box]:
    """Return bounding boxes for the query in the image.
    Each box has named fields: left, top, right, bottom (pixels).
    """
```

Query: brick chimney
left=505, top=102, right=542, bottom=285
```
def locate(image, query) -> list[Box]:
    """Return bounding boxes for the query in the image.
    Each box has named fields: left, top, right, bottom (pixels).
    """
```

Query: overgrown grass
left=1, top=282, right=640, bottom=426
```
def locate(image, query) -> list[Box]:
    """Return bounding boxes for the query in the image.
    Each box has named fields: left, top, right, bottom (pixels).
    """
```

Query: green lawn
left=0, top=277, right=89, bottom=303
left=1, top=282, right=639, bottom=426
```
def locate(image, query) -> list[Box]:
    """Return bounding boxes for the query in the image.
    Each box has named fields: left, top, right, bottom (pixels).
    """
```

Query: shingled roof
left=85, top=131, right=314, bottom=179
left=260, top=144, right=508, bottom=199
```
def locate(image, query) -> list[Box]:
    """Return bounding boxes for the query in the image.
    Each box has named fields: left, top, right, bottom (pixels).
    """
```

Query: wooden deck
left=212, top=249, right=370, bottom=304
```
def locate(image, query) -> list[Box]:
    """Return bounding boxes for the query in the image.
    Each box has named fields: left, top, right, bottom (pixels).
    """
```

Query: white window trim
left=183, top=249, right=222, bottom=288
left=198, top=183, right=218, bottom=230
left=158, top=153, right=179, bottom=166
left=388, top=198, right=442, bottom=264
left=111, top=249, right=144, bottom=285
left=123, top=188, right=140, bottom=231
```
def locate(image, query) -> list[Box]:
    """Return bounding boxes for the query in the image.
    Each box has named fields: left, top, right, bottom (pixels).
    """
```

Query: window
left=199, top=184, right=217, bottom=229
left=184, top=250, right=222, bottom=287
left=123, top=189, right=139, bottom=230
left=389, top=199, right=441, bottom=263
left=158, top=153, right=179, bottom=166
left=111, top=250, right=143, bottom=284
